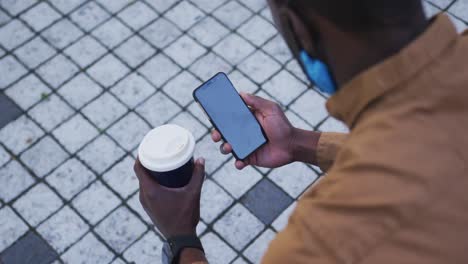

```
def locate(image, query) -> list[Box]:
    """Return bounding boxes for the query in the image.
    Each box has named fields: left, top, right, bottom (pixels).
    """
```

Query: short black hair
left=290, top=0, right=424, bottom=31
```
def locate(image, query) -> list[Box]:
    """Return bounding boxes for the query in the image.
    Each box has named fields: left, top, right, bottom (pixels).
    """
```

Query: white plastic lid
left=138, top=124, right=195, bottom=172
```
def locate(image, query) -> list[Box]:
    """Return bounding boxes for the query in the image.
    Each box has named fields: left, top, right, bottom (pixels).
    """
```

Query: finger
left=220, top=143, right=232, bottom=155
left=134, top=158, right=159, bottom=190
left=211, top=130, right=222, bottom=142
left=188, top=158, right=206, bottom=191
left=240, top=92, right=274, bottom=111
left=235, top=160, right=248, bottom=170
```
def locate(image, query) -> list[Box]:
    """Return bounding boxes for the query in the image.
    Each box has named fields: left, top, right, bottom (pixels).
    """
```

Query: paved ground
left=0, top=0, right=466, bottom=263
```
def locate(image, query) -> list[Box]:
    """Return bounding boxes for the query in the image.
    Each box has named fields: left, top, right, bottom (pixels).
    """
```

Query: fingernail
left=198, top=158, right=205, bottom=165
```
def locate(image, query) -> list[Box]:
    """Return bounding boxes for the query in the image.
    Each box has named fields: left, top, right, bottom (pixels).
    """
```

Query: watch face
left=162, top=242, right=173, bottom=264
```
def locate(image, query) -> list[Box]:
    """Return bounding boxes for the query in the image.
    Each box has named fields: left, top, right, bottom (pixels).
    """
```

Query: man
left=135, top=0, right=468, bottom=263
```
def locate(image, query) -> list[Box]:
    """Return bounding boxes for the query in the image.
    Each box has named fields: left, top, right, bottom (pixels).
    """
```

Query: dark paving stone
left=1, top=231, right=58, bottom=264
left=241, top=178, right=293, bottom=225
left=0, top=93, right=22, bottom=129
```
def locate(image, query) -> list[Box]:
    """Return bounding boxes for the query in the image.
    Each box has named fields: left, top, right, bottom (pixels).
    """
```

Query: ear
left=284, top=8, right=319, bottom=57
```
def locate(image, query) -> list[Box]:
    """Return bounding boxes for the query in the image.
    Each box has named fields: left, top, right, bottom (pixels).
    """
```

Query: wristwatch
left=162, top=235, right=204, bottom=264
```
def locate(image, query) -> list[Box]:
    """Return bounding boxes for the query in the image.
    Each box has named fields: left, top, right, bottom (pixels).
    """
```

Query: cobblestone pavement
left=0, top=0, right=466, bottom=263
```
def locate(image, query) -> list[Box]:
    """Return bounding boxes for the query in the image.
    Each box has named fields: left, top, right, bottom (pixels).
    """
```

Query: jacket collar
left=326, top=14, right=458, bottom=128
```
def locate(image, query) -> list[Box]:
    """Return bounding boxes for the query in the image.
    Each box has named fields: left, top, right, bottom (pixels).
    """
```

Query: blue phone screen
left=195, top=73, right=267, bottom=159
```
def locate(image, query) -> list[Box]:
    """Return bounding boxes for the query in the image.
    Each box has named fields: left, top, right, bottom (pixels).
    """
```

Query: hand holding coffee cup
left=138, top=124, right=196, bottom=188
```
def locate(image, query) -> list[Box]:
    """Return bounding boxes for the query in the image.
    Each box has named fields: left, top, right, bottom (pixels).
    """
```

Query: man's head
left=268, top=0, right=427, bottom=87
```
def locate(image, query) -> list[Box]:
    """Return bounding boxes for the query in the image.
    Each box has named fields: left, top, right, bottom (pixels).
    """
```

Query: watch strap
left=167, top=235, right=204, bottom=264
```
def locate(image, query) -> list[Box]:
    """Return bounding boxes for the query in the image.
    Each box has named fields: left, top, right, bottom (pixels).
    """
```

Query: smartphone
left=193, top=72, right=268, bottom=160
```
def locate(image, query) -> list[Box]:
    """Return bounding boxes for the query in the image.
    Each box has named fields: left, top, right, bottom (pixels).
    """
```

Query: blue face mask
left=299, top=50, right=337, bottom=95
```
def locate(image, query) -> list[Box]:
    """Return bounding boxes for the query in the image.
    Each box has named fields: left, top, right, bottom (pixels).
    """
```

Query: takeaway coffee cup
left=138, top=124, right=196, bottom=188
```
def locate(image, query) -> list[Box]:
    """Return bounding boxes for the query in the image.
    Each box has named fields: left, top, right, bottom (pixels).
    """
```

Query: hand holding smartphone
left=193, top=73, right=268, bottom=160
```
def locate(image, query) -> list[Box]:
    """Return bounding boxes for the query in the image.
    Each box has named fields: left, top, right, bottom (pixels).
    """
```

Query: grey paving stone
left=0, top=56, right=28, bottom=89
left=36, top=54, right=79, bottom=89
left=262, top=70, right=307, bottom=106
left=170, top=111, right=207, bottom=141
left=81, top=92, right=127, bottom=130
left=285, top=110, right=313, bottom=130
left=0, top=93, right=22, bottom=129
left=77, top=135, right=125, bottom=174
left=239, top=0, right=267, bottom=12
left=194, top=134, right=229, bottom=175
left=290, top=89, right=328, bottom=127
left=13, top=183, right=63, bottom=227
left=41, top=19, right=84, bottom=49
left=127, top=192, right=152, bottom=225
left=272, top=202, right=296, bottom=232
left=200, top=179, right=234, bottom=223
left=228, top=70, right=259, bottom=94
left=238, top=50, right=281, bottom=84
left=137, top=53, right=181, bottom=88
left=86, top=54, right=129, bottom=88
left=135, top=92, right=181, bottom=127
left=64, top=35, right=107, bottom=68
left=144, top=0, right=178, bottom=13
left=95, top=0, right=129, bottom=13
left=95, top=206, right=146, bottom=253
left=140, top=17, right=182, bottom=49
left=70, top=1, right=110, bottom=31
left=213, top=33, right=255, bottom=66
left=238, top=15, right=277, bottom=46
left=200, top=232, right=237, bottom=264
left=0, top=20, right=34, bottom=51
left=91, top=18, right=132, bottom=49
left=213, top=162, right=262, bottom=199
left=20, top=2, right=61, bottom=32
left=213, top=1, right=252, bottom=30
left=162, top=71, right=200, bottom=106
left=0, top=231, right=58, bottom=264
left=243, top=229, right=276, bottom=263
left=318, top=117, right=349, bottom=133
left=57, top=73, right=102, bottom=109
left=37, top=206, right=89, bottom=253
left=107, top=112, right=150, bottom=151
left=20, top=136, right=68, bottom=178
left=122, top=231, right=163, bottom=264
left=262, top=35, right=293, bottom=64
left=0, top=9, right=10, bottom=27
left=192, top=0, right=228, bottom=12
left=110, top=73, right=155, bottom=109
left=268, top=162, right=318, bottom=198
left=0, top=206, right=29, bottom=252
left=72, top=180, right=120, bottom=225
left=102, top=155, right=138, bottom=199
left=0, top=160, right=35, bottom=203
left=164, top=35, right=207, bottom=68
left=61, top=233, right=114, bottom=264
left=450, top=0, right=468, bottom=22
left=114, top=35, right=156, bottom=68
left=49, top=0, right=86, bottom=14
left=164, top=1, right=204, bottom=30
left=189, top=17, right=229, bottom=47
left=1, top=0, right=36, bottom=16
left=52, top=114, right=99, bottom=153
left=0, top=145, right=10, bottom=167
left=189, top=53, right=232, bottom=81
left=213, top=203, right=264, bottom=250
left=14, top=37, right=56, bottom=69
left=0, top=115, right=44, bottom=154
left=241, top=178, right=293, bottom=225
left=45, top=158, right=96, bottom=200
left=28, top=94, right=74, bottom=131
left=117, top=1, right=158, bottom=30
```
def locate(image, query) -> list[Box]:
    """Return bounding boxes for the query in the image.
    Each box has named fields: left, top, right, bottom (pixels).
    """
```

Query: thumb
left=188, top=158, right=205, bottom=191
left=240, top=92, right=273, bottom=111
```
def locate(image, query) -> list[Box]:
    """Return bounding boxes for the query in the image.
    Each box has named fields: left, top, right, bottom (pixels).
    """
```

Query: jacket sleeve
left=261, top=129, right=429, bottom=264
left=316, top=132, right=348, bottom=172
